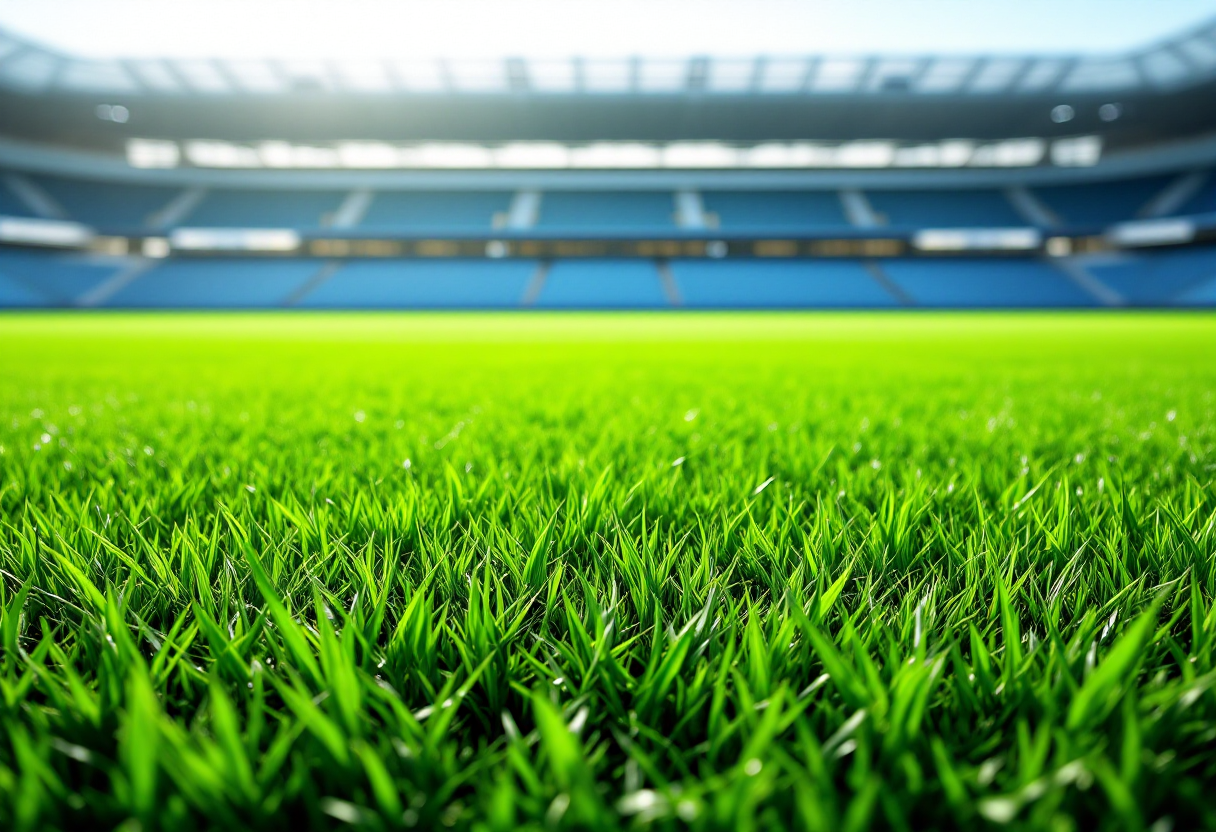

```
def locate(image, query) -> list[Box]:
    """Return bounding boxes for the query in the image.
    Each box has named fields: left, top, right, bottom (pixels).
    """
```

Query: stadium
left=1, top=1, right=1215, bottom=829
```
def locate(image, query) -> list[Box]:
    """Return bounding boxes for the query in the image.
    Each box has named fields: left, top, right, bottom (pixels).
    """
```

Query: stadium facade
left=2, top=18, right=1216, bottom=308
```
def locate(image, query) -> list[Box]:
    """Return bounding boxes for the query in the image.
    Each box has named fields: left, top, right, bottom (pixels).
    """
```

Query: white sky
left=0, top=0, right=1213, bottom=60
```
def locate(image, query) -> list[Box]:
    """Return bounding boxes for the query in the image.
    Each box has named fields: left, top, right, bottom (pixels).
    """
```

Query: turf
left=1, top=312, right=1215, bottom=831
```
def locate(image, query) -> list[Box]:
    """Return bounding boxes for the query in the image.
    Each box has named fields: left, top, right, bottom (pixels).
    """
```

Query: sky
left=0, top=0, right=1214, bottom=60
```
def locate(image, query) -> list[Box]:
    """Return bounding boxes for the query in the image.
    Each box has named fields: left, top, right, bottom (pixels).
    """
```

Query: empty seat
left=881, top=258, right=1094, bottom=307
left=535, top=192, right=675, bottom=233
left=866, top=190, right=1023, bottom=227
left=1176, top=173, right=1216, bottom=216
left=1032, top=177, right=1172, bottom=227
left=0, top=178, right=36, bottom=218
left=182, top=190, right=344, bottom=228
left=104, top=259, right=321, bottom=308
left=534, top=260, right=668, bottom=308
left=1086, top=246, right=1216, bottom=305
left=32, top=175, right=179, bottom=229
left=358, top=192, right=511, bottom=233
left=299, top=260, right=537, bottom=308
left=0, top=250, right=121, bottom=304
left=701, top=191, right=849, bottom=233
left=669, top=260, right=898, bottom=308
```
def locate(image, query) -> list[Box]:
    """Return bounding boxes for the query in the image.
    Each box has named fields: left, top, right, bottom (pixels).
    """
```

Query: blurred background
left=1, top=0, right=1216, bottom=309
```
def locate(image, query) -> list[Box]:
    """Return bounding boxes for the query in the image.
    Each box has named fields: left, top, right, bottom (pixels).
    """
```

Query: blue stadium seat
left=1032, top=176, right=1172, bottom=227
left=183, top=190, right=345, bottom=228
left=701, top=191, right=849, bottom=233
left=0, top=178, right=36, bottom=217
left=1177, top=276, right=1216, bottom=305
left=358, top=192, right=511, bottom=233
left=1085, top=246, right=1216, bottom=305
left=669, top=260, right=898, bottom=308
left=866, top=190, right=1024, bottom=228
left=104, top=259, right=321, bottom=308
left=0, top=273, right=44, bottom=307
left=535, top=192, right=675, bottom=233
left=1176, top=173, right=1216, bottom=216
left=32, top=175, right=178, bottom=229
left=298, top=260, right=537, bottom=308
left=0, top=249, right=120, bottom=304
left=534, top=260, right=668, bottom=308
left=881, top=258, right=1095, bottom=307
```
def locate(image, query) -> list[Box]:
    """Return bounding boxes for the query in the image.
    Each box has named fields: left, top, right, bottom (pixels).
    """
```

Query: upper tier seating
left=182, top=190, right=346, bottom=228
left=1032, top=176, right=1173, bottom=227
left=534, top=192, right=676, bottom=233
left=32, top=175, right=179, bottom=229
left=700, top=191, right=849, bottom=233
left=0, top=249, right=120, bottom=304
left=866, top=190, right=1024, bottom=228
left=358, top=192, right=512, bottom=233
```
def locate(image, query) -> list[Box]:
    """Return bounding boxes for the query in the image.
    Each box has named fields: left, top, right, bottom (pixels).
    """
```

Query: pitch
left=1, top=312, right=1215, bottom=830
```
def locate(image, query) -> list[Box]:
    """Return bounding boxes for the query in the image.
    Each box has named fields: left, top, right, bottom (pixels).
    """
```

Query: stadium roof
left=2, top=1, right=1216, bottom=97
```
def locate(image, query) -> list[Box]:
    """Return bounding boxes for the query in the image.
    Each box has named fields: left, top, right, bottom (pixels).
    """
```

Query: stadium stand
left=866, top=190, right=1024, bottom=228
left=670, top=260, right=899, bottom=308
left=182, top=189, right=346, bottom=229
left=298, top=260, right=538, bottom=308
left=0, top=249, right=119, bottom=304
left=358, top=192, right=512, bottom=234
left=534, top=192, right=676, bottom=233
left=102, top=259, right=323, bottom=308
left=533, top=260, right=669, bottom=308
left=700, top=191, right=850, bottom=232
left=0, top=179, right=36, bottom=217
left=1031, top=176, right=1175, bottom=227
left=30, top=175, right=179, bottom=229
left=1082, top=245, right=1216, bottom=305
left=1176, top=175, right=1216, bottom=216
left=880, top=259, right=1097, bottom=308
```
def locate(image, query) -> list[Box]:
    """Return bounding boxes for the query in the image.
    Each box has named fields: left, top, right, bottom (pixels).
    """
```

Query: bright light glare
left=129, top=137, right=1099, bottom=170
left=1, top=1, right=1214, bottom=60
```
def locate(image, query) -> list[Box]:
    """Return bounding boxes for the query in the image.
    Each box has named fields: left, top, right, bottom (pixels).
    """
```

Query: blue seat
left=881, top=258, right=1095, bottom=307
left=299, top=260, right=537, bottom=308
left=104, top=259, right=321, bottom=307
left=866, top=190, right=1024, bottom=228
left=534, top=260, right=668, bottom=308
left=183, top=190, right=345, bottom=228
left=1087, top=246, right=1216, bottom=305
left=33, top=175, right=178, bottom=229
left=669, top=260, right=898, bottom=308
left=0, top=179, right=36, bottom=217
left=0, top=250, right=120, bottom=304
left=1032, top=177, right=1172, bottom=227
left=535, top=192, right=675, bottom=233
left=701, top=191, right=849, bottom=233
left=0, top=273, right=44, bottom=307
left=358, top=192, right=511, bottom=233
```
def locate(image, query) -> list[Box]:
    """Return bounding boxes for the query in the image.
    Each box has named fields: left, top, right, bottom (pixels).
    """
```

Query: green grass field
left=2, top=312, right=1215, bottom=831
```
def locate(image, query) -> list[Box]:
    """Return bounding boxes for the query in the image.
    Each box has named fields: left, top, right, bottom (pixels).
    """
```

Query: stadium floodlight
left=335, top=142, right=400, bottom=168
left=568, top=143, right=661, bottom=168
left=661, top=142, right=739, bottom=168
left=741, top=143, right=834, bottom=168
left=127, top=139, right=180, bottom=168
left=400, top=143, right=494, bottom=168
left=969, top=138, right=1045, bottom=167
left=834, top=141, right=896, bottom=167
left=257, top=141, right=339, bottom=168
left=1051, top=135, right=1102, bottom=166
left=494, top=142, right=569, bottom=168
left=185, top=140, right=260, bottom=167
